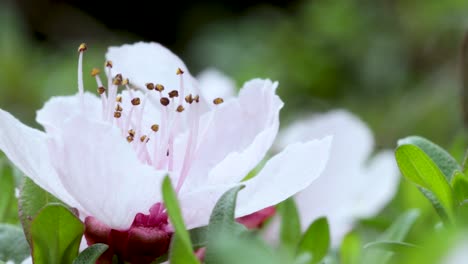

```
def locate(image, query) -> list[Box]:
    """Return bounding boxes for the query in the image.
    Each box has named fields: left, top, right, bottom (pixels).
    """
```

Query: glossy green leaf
left=362, top=209, right=419, bottom=264
left=340, top=232, right=361, bottom=264
left=205, top=185, right=247, bottom=264
left=18, top=177, right=64, bottom=245
left=296, top=217, right=330, bottom=264
left=30, top=204, right=84, bottom=264
left=398, top=136, right=461, bottom=181
left=363, top=241, right=420, bottom=252
left=72, top=243, right=108, bottom=264
left=278, top=197, right=301, bottom=250
left=161, top=176, right=199, bottom=264
left=0, top=224, right=30, bottom=263
left=451, top=171, right=468, bottom=204
left=395, top=144, right=456, bottom=222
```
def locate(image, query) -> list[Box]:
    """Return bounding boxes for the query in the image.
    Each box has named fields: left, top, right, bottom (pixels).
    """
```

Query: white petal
left=106, top=42, right=197, bottom=93
left=21, top=257, right=32, bottom=264
left=49, top=115, right=165, bottom=229
left=236, top=136, right=332, bottom=217
left=181, top=79, right=282, bottom=190
left=36, top=92, right=101, bottom=134
left=197, top=68, right=236, bottom=103
left=0, top=109, right=81, bottom=210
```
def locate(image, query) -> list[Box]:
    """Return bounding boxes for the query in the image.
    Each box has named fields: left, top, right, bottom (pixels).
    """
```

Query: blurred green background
left=1, top=0, right=468, bottom=262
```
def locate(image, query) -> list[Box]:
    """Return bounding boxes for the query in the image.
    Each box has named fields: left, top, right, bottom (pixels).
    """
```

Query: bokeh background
left=2, top=0, right=468, bottom=262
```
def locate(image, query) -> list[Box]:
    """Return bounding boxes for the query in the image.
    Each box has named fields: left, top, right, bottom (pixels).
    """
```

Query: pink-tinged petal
left=181, top=79, right=282, bottom=190
left=36, top=92, right=101, bottom=134
left=197, top=68, right=236, bottom=103
left=106, top=42, right=196, bottom=93
left=236, top=136, right=332, bottom=218
left=351, top=151, right=400, bottom=218
left=49, top=115, right=166, bottom=229
left=0, top=109, right=82, bottom=210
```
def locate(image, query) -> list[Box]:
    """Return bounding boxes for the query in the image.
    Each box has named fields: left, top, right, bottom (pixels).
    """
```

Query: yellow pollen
left=128, top=129, right=136, bottom=137
left=122, top=78, right=129, bottom=85
left=140, top=135, right=147, bottom=142
left=176, top=105, right=185, bottom=112
left=116, top=95, right=122, bottom=103
left=155, top=84, right=164, bottom=92
left=91, top=68, right=100, bottom=76
left=151, top=124, right=159, bottom=132
left=127, top=136, right=134, bottom=142
left=213, top=97, right=224, bottom=105
left=78, top=43, right=87, bottom=52
left=113, top=74, right=123, bottom=85
left=185, top=94, right=193, bottom=104
left=114, top=112, right=122, bottom=118
left=115, top=104, right=123, bottom=111
left=131, top=97, right=141, bottom=106
left=176, top=68, right=184, bottom=75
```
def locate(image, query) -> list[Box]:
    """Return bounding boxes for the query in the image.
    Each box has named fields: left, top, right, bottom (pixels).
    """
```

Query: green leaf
left=278, top=198, right=301, bottom=250
left=72, top=243, right=108, bottom=264
left=0, top=161, right=16, bottom=223
left=363, top=241, right=420, bottom=252
left=30, top=204, right=84, bottom=264
left=451, top=171, right=468, bottom=204
left=362, top=209, right=420, bottom=264
left=0, top=224, right=30, bottom=263
left=205, top=185, right=247, bottom=264
left=340, top=232, right=361, bottom=264
left=18, top=177, right=64, bottom=245
left=296, top=217, right=330, bottom=264
left=161, top=176, right=199, bottom=264
left=395, top=144, right=456, bottom=222
left=189, top=226, right=207, bottom=249
left=398, top=136, right=461, bottom=181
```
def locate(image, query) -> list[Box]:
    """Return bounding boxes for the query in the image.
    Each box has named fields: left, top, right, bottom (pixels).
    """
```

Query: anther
left=122, top=78, right=129, bottom=85
left=97, top=86, right=106, bottom=95
left=185, top=94, right=193, bottom=104
left=151, top=124, right=159, bottom=132
left=78, top=43, right=87, bottom=52
left=213, top=97, right=224, bottom=105
left=140, top=135, right=147, bottom=142
left=106, top=61, right=113, bottom=68
left=115, top=104, right=123, bottom=112
left=146, top=83, right=155, bottom=90
left=160, top=97, right=170, bottom=106
left=114, top=112, right=122, bottom=118
left=155, top=84, right=164, bottom=92
left=194, top=95, right=200, bottom=103
left=128, top=129, right=136, bottom=137
left=91, top=68, right=100, bottom=76
left=168, top=90, right=179, bottom=98
left=176, top=68, right=184, bottom=75
left=176, top=105, right=185, bottom=112
left=126, top=136, right=134, bottom=143
left=113, top=74, right=123, bottom=85
left=116, top=95, right=122, bottom=103
left=131, top=97, right=141, bottom=106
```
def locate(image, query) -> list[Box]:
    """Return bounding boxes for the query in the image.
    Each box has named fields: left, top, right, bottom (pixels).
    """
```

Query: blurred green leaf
left=363, top=241, right=420, bottom=252
left=398, top=136, right=461, bottom=181
left=340, top=232, right=361, bottom=264
left=72, top=243, right=108, bottom=264
left=161, top=176, right=199, bottom=264
left=451, top=171, right=468, bottom=204
left=30, top=204, right=84, bottom=264
left=363, top=209, right=420, bottom=264
left=278, top=198, right=301, bottom=250
left=18, top=177, right=65, bottom=246
left=396, top=144, right=456, bottom=222
left=0, top=161, right=16, bottom=223
left=0, top=224, right=30, bottom=264
left=189, top=226, right=207, bottom=249
left=296, top=217, right=330, bottom=264
left=205, top=185, right=247, bottom=264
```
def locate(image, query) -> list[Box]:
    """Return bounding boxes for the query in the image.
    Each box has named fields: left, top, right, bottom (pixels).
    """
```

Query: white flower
left=0, top=42, right=332, bottom=261
left=269, top=110, right=399, bottom=245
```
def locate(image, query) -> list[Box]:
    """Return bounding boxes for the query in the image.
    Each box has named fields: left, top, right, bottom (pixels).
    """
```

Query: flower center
left=78, top=44, right=224, bottom=193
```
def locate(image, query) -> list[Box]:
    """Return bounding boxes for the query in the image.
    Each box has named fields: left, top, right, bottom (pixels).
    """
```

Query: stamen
left=115, top=104, right=123, bottom=112
left=194, top=95, right=200, bottom=103
left=146, top=83, right=155, bottom=90
left=128, top=129, right=136, bottom=137
left=140, top=135, right=147, bottom=142
left=131, top=97, right=141, bottom=106
left=97, top=87, right=106, bottom=95
left=176, top=105, right=185, bottom=112
left=176, top=68, right=184, bottom=75
left=113, top=74, right=123, bottom=86
left=116, top=95, right=122, bottom=103
left=160, top=97, right=170, bottom=106
left=185, top=94, right=193, bottom=104
left=122, top=78, right=129, bottom=85
left=213, top=98, right=224, bottom=105
left=151, top=124, right=160, bottom=132
left=155, top=84, right=165, bottom=92
left=106, top=61, right=113, bottom=68
left=168, top=90, right=179, bottom=98
left=114, top=112, right=122, bottom=118
left=127, top=135, right=134, bottom=143
left=77, top=43, right=87, bottom=109
left=91, top=68, right=100, bottom=77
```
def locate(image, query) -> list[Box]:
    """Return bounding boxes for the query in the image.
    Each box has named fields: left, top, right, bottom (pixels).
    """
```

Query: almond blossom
left=268, top=110, right=399, bottom=245
left=0, top=42, right=332, bottom=262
